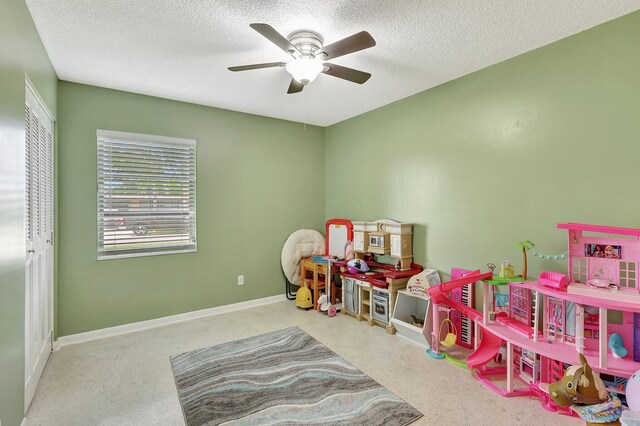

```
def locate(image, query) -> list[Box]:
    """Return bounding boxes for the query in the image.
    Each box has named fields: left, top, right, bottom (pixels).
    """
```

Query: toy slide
left=427, top=269, right=492, bottom=305
left=466, top=328, right=504, bottom=370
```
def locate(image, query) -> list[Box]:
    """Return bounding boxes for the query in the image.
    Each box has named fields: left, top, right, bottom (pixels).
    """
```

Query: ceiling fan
left=228, top=23, right=376, bottom=94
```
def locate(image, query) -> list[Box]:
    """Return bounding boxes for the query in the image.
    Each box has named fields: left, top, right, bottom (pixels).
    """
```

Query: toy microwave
left=368, top=231, right=389, bottom=249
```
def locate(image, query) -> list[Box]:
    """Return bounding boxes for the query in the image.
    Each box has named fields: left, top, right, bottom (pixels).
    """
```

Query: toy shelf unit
left=391, top=290, right=430, bottom=347
left=390, top=269, right=441, bottom=348
left=352, top=220, right=413, bottom=270
left=343, top=277, right=379, bottom=327
left=357, top=279, right=373, bottom=325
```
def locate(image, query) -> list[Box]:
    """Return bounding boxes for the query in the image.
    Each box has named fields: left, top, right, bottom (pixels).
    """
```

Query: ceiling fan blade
left=250, top=23, right=301, bottom=57
left=287, top=79, right=304, bottom=94
left=228, top=62, right=286, bottom=72
left=322, top=63, right=371, bottom=84
left=318, top=31, right=376, bottom=60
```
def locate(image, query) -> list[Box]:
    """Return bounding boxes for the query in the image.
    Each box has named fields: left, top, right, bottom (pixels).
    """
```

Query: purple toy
left=346, top=258, right=369, bottom=275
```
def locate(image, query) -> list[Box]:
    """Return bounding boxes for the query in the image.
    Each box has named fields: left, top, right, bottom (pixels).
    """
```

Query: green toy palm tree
left=514, top=240, right=535, bottom=280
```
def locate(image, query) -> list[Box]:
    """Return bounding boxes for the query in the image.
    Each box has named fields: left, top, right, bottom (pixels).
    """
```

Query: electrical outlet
left=237, top=275, right=244, bottom=286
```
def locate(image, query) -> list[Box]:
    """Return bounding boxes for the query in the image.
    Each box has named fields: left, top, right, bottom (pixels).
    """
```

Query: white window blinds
left=97, top=130, right=196, bottom=259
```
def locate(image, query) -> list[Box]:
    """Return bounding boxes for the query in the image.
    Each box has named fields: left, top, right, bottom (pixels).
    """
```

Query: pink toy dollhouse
left=425, top=223, right=640, bottom=418
left=518, top=223, right=640, bottom=376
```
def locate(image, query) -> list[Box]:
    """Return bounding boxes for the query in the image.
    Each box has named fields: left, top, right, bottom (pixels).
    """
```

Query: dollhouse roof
left=557, top=223, right=640, bottom=237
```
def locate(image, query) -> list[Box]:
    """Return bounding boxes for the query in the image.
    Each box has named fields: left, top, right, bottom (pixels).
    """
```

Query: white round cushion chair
left=281, top=229, right=325, bottom=285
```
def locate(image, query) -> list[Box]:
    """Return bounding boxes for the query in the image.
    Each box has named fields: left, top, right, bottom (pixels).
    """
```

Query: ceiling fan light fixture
left=285, top=57, right=324, bottom=85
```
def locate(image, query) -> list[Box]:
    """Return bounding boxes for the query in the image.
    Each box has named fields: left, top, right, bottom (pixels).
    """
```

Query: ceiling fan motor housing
left=287, top=30, right=324, bottom=58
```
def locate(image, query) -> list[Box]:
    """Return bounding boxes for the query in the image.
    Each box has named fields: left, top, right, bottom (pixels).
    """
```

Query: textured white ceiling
left=27, top=1, right=640, bottom=127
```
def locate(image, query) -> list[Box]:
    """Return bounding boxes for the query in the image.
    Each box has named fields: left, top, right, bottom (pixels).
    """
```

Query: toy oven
left=519, top=349, right=539, bottom=384
left=373, top=290, right=389, bottom=324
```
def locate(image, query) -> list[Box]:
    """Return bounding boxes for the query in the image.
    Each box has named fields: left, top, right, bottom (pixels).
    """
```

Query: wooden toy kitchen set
left=340, top=219, right=423, bottom=334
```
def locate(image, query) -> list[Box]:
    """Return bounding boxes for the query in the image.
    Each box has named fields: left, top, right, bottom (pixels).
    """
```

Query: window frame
left=96, top=129, right=197, bottom=260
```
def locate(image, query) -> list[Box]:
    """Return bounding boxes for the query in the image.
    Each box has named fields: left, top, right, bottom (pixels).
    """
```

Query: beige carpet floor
left=27, top=300, right=579, bottom=425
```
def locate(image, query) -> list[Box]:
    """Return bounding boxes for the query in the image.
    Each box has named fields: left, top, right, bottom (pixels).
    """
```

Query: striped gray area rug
left=170, top=326, right=422, bottom=425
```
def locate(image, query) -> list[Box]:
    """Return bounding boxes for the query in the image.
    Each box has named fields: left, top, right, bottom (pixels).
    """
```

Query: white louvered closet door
left=24, top=83, right=54, bottom=412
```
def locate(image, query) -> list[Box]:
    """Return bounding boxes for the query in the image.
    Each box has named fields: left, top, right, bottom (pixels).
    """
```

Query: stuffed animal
left=549, top=353, right=624, bottom=425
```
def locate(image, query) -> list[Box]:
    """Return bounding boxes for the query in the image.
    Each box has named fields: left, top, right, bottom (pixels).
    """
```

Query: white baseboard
left=21, top=417, right=28, bottom=426
left=53, top=294, right=287, bottom=350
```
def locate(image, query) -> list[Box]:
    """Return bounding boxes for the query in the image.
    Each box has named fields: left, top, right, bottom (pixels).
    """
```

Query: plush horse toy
left=549, top=353, right=624, bottom=425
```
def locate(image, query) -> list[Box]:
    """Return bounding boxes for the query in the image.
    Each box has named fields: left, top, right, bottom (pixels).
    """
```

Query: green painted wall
left=325, top=12, right=640, bottom=281
left=0, top=0, right=57, bottom=424
left=57, top=82, right=325, bottom=336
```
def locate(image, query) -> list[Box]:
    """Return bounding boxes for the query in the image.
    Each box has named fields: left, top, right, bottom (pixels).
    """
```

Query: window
left=97, top=130, right=196, bottom=259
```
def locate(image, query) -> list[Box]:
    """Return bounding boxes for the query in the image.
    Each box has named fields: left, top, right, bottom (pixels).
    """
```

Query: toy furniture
left=325, top=218, right=353, bottom=258
left=539, top=271, right=569, bottom=290
left=500, top=260, right=516, bottom=279
left=337, top=219, right=421, bottom=333
left=423, top=222, right=640, bottom=422
left=340, top=261, right=423, bottom=334
left=283, top=219, right=352, bottom=303
left=342, top=276, right=359, bottom=314
left=352, top=220, right=413, bottom=270
left=300, top=257, right=340, bottom=307
left=450, top=268, right=475, bottom=349
left=391, top=289, right=432, bottom=347
left=372, top=288, right=391, bottom=324
left=357, top=279, right=373, bottom=325
left=439, top=315, right=458, bottom=347
left=516, top=223, right=640, bottom=375
left=391, top=269, right=441, bottom=347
